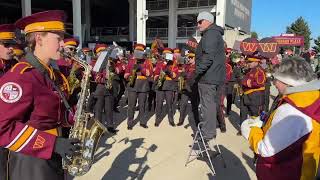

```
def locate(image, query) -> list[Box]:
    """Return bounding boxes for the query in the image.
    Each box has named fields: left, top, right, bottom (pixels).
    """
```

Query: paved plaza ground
left=74, top=87, right=279, bottom=180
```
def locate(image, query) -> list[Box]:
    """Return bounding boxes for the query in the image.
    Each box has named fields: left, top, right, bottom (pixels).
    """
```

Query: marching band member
left=12, top=44, right=25, bottom=61
left=0, top=23, right=18, bottom=179
left=154, top=48, right=179, bottom=127
left=0, top=24, right=18, bottom=77
left=0, top=10, right=80, bottom=180
left=92, top=43, right=118, bottom=134
left=112, top=55, right=126, bottom=113
left=216, top=48, right=233, bottom=132
left=57, top=37, right=79, bottom=77
left=241, top=57, right=320, bottom=180
left=124, top=44, right=153, bottom=130
left=177, top=52, right=196, bottom=126
left=240, top=53, right=266, bottom=123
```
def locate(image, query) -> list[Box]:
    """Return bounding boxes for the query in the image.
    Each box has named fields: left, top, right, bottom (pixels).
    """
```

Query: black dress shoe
left=127, top=126, right=133, bottom=130
left=140, top=124, right=148, bottom=129
left=107, top=127, right=118, bottom=134
left=177, top=122, right=184, bottom=126
left=220, top=127, right=226, bottom=133
left=169, top=122, right=176, bottom=127
left=154, top=123, right=159, bottom=127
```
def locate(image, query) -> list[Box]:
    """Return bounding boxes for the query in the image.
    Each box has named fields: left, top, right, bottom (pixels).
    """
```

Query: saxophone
left=105, top=58, right=114, bottom=90
left=157, top=70, right=166, bottom=88
left=67, top=63, right=81, bottom=95
left=62, top=52, right=107, bottom=176
left=128, top=66, right=137, bottom=87
left=178, top=75, right=185, bottom=92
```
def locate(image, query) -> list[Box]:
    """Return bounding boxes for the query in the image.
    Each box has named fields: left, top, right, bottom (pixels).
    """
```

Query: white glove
left=241, top=117, right=263, bottom=140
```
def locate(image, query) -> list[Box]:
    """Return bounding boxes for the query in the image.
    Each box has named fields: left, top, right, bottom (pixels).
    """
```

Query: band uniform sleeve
left=241, top=72, right=252, bottom=88
left=170, top=65, right=179, bottom=79
left=124, top=60, right=133, bottom=79
left=0, top=72, right=56, bottom=160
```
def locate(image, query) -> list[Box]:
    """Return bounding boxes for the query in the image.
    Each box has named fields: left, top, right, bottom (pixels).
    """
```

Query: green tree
left=251, top=31, right=258, bottom=39
left=313, top=36, right=320, bottom=53
left=286, top=17, right=312, bottom=49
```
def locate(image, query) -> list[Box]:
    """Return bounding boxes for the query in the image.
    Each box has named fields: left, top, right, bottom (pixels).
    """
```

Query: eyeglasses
left=197, top=20, right=204, bottom=25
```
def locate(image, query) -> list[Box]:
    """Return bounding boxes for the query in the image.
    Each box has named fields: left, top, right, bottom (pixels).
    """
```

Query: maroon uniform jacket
left=241, top=66, right=266, bottom=95
left=153, top=60, right=179, bottom=91
left=0, top=53, right=70, bottom=160
left=0, top=59, right=18, bottom=78
left=124, top=58, right=153, bottom=92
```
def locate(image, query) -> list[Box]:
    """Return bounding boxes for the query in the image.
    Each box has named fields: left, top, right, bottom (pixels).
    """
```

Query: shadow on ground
left=102, top=138, right=157, bottom=180
left=196, top=145, right=251, bottom=180
left=227, top=110, right=241, bottom=132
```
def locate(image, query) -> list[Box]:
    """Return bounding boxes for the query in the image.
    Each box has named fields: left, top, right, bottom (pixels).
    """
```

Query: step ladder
left=185, top=122, right=226, bottom=175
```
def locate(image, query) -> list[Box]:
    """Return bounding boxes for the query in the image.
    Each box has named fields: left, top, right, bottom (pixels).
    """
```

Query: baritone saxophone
left=62, top=51, right=107, bottom=176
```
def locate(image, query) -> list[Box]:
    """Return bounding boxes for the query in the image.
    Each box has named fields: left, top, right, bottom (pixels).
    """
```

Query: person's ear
left=35, top=33, right=43, bottom=47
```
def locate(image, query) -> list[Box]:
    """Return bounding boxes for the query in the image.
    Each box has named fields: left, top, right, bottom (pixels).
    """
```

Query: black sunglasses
left=197, top=20, right=204, bottom=25
left=66, top=47, right=76, bottom=52
left=0, top=42, right=15, bottom=48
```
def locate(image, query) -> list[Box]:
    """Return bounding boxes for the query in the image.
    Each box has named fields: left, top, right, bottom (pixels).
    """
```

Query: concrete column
left=84, top=0, right=91, bottom=42
left=168, top=0, right=177, bottom=48
left=72, top=0, right=82, bottom=47
left=21, top=0, right=32, bottom=17
left=136, top=0, right=147, bottom=44
left=129, top=0, right=135, bottom=42
left=215, top=0, right=226, bottom=28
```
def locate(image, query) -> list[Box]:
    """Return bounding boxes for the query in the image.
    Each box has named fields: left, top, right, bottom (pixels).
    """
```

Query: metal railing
left=147, top=27, right=200, bottom=38
left=177, top=27, right=200, bottom=37
left=147, top=0, right=169, bottom=10
left=90, top=26, right=129, bottom=36
left=147, top=28, right=168, bottom=38
left=178, top=0, right=215, bottom=8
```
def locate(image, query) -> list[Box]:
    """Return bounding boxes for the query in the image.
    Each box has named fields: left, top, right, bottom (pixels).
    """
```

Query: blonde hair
left=25, top=32, right=48, bottom=52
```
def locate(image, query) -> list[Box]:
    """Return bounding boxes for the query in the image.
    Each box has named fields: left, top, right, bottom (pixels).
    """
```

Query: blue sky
left=251, top=0, right=320, bottom=42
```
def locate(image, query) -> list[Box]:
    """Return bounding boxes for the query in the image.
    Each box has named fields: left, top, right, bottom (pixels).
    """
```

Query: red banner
left=272, top=36, right=304, bottom=47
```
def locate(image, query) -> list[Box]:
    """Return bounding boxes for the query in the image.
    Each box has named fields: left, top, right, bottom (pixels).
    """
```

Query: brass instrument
left=106, top=71, right=114, bottom=90
left=234, top=83, right=244, bottom=96
left=105, top=58, right=114, bottom=90
left=157, top=70, right=166, bottom=88
left=178, top=76, right=185, bottom=92
left=62, top=51, right=107, bottom=176
left=128, top=66, right=137, bottom=87
left=67, top=63, right=81, bottom=95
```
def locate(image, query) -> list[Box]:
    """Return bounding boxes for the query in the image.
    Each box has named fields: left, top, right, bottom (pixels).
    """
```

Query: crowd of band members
left=1, top=9, right=319, bottom=180
left=2, top=17, right=314, bottom=137
left=0, top=28, right=280, bottom=136
left=43, top=39, right=274, bottom=135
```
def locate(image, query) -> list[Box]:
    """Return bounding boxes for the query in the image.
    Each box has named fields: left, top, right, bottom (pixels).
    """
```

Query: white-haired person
left=241, top=56, right=320, bottom=180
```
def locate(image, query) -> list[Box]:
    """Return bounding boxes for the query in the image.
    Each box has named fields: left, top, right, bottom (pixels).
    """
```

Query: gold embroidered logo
left=259, top=43, right=278, bottom=53
left=241, top=42, right=259, bottom=52
left=33, top=135, right=46, bottom=149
